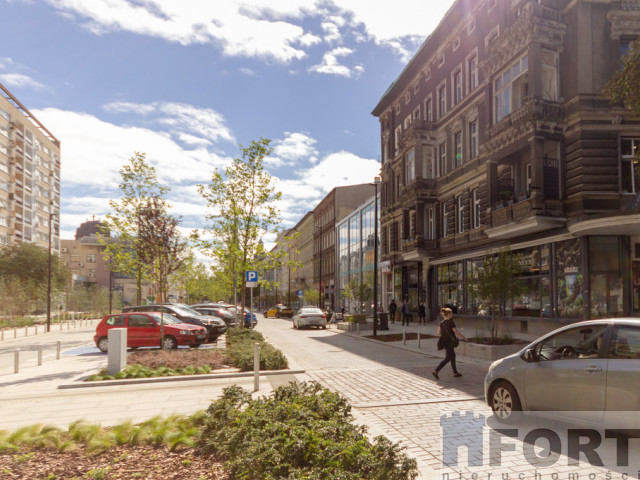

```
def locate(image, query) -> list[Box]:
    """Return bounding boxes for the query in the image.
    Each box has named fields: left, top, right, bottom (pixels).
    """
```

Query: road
left=257, top=317, right=632, bottom=480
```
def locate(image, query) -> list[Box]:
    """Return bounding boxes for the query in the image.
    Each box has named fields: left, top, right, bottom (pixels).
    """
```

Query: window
left=526, top=163, right=533, bottom=192
left=534, top=325, right=607, bottom=361
left=87, top=254, right=96, bottom=263
left=438, top=52, right=445, bottom=67
left=413, top=106, right=421, bottom=120
left=469, top=121, right=478, bottom=159
left=494, top=54, right=529, bottom=122
left=621, top=138, right=640, bottom=193
left=467, top=18, right=476, bottom=35
left=422, top=145, right=435, bottom=179
left=442, top=203, right=449, bottom=238
left=473, top=189, right=481, bottom=229
left=608, top=326, right=640, bottom=359
left=425, top=69, right=431, bottom=81
left=394, top=125, right=402, bottom=155
left=453, top=69, right=463, bottom=106
left=106, top=315, right=126, bottom=326
left=453, top=37, right=460, bottom=51
left=467, top=52, right=478, bottom=92
left=406, top=150, right=415, bottom=184
left=439, top=141, right=447, bottom=177
left=427, top=207, right=435, bottom=240
left=129, top=314, right=154, bottom=327
left=404, top=115, right=412, bottom=130
left=438, top=83, right=447, bottom=118
left=454, top=131, right=463, bottom=168
left=541, top=49, right=558, bottom=101
left=457, top=196, right=465, bottom=234
left=88, top=269, right=96, bottom=278
left=424, top=96, right=433, bottom=121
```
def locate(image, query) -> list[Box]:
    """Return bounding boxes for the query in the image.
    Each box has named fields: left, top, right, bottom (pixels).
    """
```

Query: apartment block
left=0, top=82, right=60, bottom=251
left=372, top=0, right=640, bottom=334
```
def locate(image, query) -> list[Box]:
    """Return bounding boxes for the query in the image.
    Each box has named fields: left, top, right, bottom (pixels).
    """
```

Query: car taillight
left=322, top=315, right=326, bottom=318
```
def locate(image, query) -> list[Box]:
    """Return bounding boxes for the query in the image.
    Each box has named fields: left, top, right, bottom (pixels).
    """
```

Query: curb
left=58, top=369, right=306, bottom=389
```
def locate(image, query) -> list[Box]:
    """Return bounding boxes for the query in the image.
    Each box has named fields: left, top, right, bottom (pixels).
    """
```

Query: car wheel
left=490, top=381, right=522, bottom=423
left=322, top=325, right=327, bottom=329
left=161, top=336, right=178, bottom=350
left=97, top=337, right=108, bottom=353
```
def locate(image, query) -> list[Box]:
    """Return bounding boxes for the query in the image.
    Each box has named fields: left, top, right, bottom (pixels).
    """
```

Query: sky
left=1, top=0, right=456, bottom=248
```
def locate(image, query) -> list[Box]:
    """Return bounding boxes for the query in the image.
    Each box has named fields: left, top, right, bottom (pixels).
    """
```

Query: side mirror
left=524, top=348, right=538, bottom=363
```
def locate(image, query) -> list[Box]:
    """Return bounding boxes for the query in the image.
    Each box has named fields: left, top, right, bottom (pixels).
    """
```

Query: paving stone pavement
left=259, top=320, right=627, bottom=480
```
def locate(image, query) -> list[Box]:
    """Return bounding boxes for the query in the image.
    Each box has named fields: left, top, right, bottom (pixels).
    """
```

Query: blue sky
left=1, top=0, right=455, bottom=247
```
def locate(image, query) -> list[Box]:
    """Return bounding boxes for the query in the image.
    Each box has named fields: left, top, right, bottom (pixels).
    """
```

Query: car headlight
left=179, top=330, right=193, bottom=335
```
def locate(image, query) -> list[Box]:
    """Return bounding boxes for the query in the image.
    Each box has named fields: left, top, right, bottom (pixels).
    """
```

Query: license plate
left=197, top=334, right=206, bottom=339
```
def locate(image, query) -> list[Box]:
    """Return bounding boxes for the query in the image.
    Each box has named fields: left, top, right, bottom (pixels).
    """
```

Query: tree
left=466, top=246, right=526, bottom=343
left=302, top=287, right=320, bottom=307
left=0, top=243, right=69, bottom=317
left=604, top=38, right=640, bottom=117
left=196, top=138, right=282, bottom=324
left=341, top=275, right=372, bottom=314
left=100, top=152, right=170, bottom=305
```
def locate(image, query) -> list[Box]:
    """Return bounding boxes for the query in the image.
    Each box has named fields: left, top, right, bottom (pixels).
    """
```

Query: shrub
left=199, top=382, right=418, bottom=480
left=225, top=329, right=288, bottom=371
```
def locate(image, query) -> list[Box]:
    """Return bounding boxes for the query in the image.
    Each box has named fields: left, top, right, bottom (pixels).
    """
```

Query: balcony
left=400, top=235, right=438, bottom=261
left=399, top=178, right=437, bottom=205
left=485, top=195, right=565, bottom=239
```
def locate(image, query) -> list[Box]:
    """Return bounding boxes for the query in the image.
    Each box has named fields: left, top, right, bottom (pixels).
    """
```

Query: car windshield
left=167, top=304, right=201, bottom=316
left=300, top=308, right=323, bottom=315
left=149, top=313, right=181, bottom=325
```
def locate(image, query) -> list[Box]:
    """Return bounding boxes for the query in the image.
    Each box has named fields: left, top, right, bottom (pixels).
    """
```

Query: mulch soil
left=1, top=445, right=227, bottom=479
left=127, top=349, right=230, bottom=369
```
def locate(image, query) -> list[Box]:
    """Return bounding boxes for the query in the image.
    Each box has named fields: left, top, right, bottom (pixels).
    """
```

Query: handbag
left=453, top=336, right=460, bottom=348
left=437, top=337, right=444, bottom=351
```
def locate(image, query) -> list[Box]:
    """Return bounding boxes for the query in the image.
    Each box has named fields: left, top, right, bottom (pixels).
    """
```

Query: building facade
left=314, top=184, right=376, bottom=311
left=336, top=193, right=381, bottom=314
left=372, top=0, right=640, bottom=334
left=0, top=82, right=60, bottom=252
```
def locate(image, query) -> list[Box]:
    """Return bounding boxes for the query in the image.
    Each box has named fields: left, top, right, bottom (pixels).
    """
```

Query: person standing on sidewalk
left=388, top=299, right=397, bottom=324
left=401, top=298, right=411, bottom=326
left=432, top=307, right=468, bottom=379
left=418, top=302, right=426, bottom=324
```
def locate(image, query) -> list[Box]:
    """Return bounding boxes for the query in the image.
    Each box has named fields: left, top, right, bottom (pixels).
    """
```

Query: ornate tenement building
left=372, top=0, right=640, bottom=334
left=0, top=82, right=60, bottom=252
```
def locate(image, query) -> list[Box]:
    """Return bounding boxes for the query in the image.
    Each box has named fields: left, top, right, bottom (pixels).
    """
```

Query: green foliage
left=225, top=328, right=288, bottom=371
left=302, top=287, right=320, bottom=307
left=199, top=382, right=418, bottom=480
left=605, top=38, right=640, bottom=117
left=195, top=138, right=283, bottom=312
left=0, top=243, right=69, bottom=317
left=466, top=245, right=526, bottom=342
left=342, top=274, right=373, bottom=314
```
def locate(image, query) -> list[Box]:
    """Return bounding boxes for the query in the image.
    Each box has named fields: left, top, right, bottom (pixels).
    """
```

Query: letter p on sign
left=246, top=270, right=258, bottom=287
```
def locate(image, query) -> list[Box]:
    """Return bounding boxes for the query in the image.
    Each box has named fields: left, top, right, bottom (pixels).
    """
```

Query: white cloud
left=308, top=46, right=360, bottom=78
left=0, top=73, right=46, bottom=90
left=270, top=132, right=318, bottom=166
left=104, top=101, right=235, bottom=145
left=321, top=21, right=342, bottom=44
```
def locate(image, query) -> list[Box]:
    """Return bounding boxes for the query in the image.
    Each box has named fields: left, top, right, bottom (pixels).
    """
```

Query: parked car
left=94, top=312, right=207, bottom=352
left=264, top=304, right=293, bottom=318
left=485, top=318, right=640, bottom=424
left=190, top=304, right=236, bottom=328
left=217, top=305, right=258, bottom=327
left=293, top=307, right=327, bottom=329
left=122, top=304, right=226, bottom=342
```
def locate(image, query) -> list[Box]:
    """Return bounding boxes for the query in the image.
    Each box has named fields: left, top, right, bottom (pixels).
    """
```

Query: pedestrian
left=432, top=307, right=468, bottom=379
left=388, top=299, right=397, bottom=324
left=401, top=298, right=411, bottom=326
left=418, top=302, right=426, bottom=324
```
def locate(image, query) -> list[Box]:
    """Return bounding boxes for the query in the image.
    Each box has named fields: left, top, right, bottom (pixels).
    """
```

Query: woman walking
left=432, top=307, right=468, bottom=379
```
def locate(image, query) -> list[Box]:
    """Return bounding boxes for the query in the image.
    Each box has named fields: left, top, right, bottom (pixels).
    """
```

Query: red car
left=94, top=312, right=208, bottom=352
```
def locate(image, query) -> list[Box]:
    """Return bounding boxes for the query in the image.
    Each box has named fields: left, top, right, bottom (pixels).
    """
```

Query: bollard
left=35, top=325, right=38, bottom=335
left=38, top=345, right=43, bottom=365
left=57, top=340, right=61, bottom=360
left=14, top=327, right=17, bottom=339
left=25, top=326, right=28, bottom=337
left=60, top=321, right=63, bottom=331
left=418, top=332, right=421, bottom=348
left=253, top=342, right=260, bottom=392
left=1, top=328, right=3, bottom=341
left=14, top=349, right=19, bottom=373
left=403, top=329, right=406, bottom=345
left=356, top=322, right=360, bottom=335
left=67, top=322, right=70, bottom=330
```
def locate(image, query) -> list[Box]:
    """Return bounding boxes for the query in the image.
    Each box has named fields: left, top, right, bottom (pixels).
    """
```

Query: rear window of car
left=128, top=314, right=155, bottom=327
left=300, top=308, right=323, bottom=315
left=106, top=315, right=126, bottom=326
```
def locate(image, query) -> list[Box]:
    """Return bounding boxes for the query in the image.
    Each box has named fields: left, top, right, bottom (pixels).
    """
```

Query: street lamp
left=316, top=224, right=322, bottom=308
left=372, top=176, right=381, bottom=337
left=46, top=205, right=55, bottom=333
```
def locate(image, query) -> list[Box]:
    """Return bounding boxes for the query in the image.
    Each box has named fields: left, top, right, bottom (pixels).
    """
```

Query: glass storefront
left=434, top=236, right=630, bottom=321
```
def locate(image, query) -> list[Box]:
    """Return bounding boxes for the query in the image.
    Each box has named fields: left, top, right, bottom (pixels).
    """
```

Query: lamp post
left=317, top=224, right=322, bottom=308
left=372, top=176, right=380, bottom=337
left=46, top=206, right=55, bottom=333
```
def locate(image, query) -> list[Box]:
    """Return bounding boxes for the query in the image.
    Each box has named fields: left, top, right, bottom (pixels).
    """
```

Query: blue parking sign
left=246, top=270, right=258, bottom=283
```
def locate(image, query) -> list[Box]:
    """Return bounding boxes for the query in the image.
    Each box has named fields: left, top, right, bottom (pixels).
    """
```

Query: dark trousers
left=418, top=314, right=425, bottom=324
left=435, top=347, right=458, bottom=374
left=402, top=312, right=410, bottom=325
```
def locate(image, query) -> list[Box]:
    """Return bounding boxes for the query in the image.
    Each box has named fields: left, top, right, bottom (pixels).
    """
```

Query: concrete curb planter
left=458, top=341, right=524, bottom=361
left=336, top=321, right=373, bottom=332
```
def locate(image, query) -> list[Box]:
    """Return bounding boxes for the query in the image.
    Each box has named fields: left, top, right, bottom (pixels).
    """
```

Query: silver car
left=485, top=318, right=640, bottom=423
left=293, top=307, right=327, bottom=329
